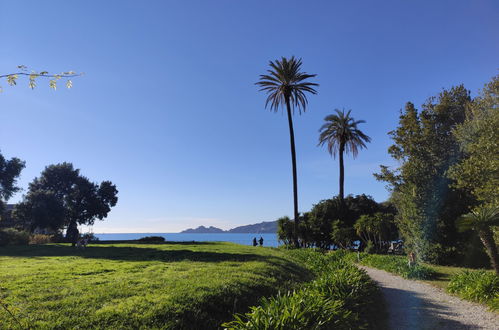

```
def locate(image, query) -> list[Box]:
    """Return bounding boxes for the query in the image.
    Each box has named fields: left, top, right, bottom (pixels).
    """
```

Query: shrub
left=358, top=253, right=435, bottom=280
left=223, top=250, right=382, bottom=329
left=137, top=236, right=165, bottom=243
left=447, top=270, right=499, bottom=310
left=84, top=233, right=100, bottom=242
left=29, top=234, right=52, bottom=244
left=0, top=228, right=30, bottom=246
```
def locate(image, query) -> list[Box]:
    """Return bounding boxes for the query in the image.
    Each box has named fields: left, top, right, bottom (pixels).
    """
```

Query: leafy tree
left=448, top=75, right=499, bottom=206
left=14, top=191, right=65, bottom=232
left=330, top=219, right=354, bottom=249
left=0, top=151, right=25, bottom=215
left=354, top=212, right=396, bottom=253
left=277, top=216, right=294, bottom=246
left=0, top=65, right=81, bottom=92
left=256, top=56, right=318, bottom=247
left=457, top=205, right=499, bottom=275
left=318, top=109, right=370, bottom=200
left=375, top=86, right=473, bottom=262
left=18, top=163, right=118, bottom=245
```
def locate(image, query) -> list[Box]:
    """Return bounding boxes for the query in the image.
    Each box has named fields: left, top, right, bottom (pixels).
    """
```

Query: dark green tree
left=256, top=56, right=318, bottom=247
left=318, top=109, right=370, bottom=201
left=21, top=163, right=118, bottom=245
left=0, top=151, right=25, bottom=215
left=448, top=75, right=499, bottom=206
left=14, top=191, right=65, bottom=232
left=375, top=86, right=473, bottom=262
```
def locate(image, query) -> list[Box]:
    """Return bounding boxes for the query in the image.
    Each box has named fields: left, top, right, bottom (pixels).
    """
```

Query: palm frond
left=256, top=56, right=318, bottom=113
left=318, top=109, right=371, bottom=158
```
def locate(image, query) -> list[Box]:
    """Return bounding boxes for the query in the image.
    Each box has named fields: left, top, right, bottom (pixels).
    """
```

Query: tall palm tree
left=457, top=205, right=499, bottom=275
left=318, top=109, right=371, bottom=201
left=256, top=57, right=318, bottom=247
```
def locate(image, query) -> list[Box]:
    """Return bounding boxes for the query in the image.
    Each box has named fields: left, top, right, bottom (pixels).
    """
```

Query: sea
left=95, top=233, right=280, bottom=247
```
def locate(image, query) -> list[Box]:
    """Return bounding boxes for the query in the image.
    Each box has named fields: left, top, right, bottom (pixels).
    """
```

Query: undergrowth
left=223, top=249, right=385, bottom=329
left=355, top=253, right=435, bottom=279
left=447, top=270, right=499, bottom=311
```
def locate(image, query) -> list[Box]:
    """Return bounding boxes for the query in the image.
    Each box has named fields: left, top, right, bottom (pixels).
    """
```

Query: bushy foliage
left=223, top=250, right=382, bottom=329
left=375, top=86, right=474, bottom=262
left=277, top=195, right=396, bottom=250
left=137, top=236, right=165, bottom=243
left=0, top=228, right=29, bottom=246
left=29, top=234, right=53, bottom=244
left=448, top=74, right=499, bottom=205
left=358, top=253, right=435, bottom=280
left=447, top=270, right=499, bottom=310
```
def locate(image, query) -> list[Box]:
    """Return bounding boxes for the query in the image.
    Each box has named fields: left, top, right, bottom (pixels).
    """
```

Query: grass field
left=0, top=242, right=311, bottom=329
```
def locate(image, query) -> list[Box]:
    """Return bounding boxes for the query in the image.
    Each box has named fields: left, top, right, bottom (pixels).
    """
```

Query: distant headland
left=180, top=220, right=277, bottom=234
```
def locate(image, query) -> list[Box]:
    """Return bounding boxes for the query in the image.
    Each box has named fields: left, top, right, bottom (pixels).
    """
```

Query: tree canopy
left=0, top=151, right=25, bottom=214
left=375, top=85, right=474, bottom=263
left=15, top=163, right=118, bottom=243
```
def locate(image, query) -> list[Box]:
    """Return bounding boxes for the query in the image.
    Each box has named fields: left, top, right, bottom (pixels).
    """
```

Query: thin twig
left=0, top=298, right=26, bottom=330
left=0, top=72, right=81, bottom=79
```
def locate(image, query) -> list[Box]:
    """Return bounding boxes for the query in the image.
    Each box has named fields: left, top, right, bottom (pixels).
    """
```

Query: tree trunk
left=339, top=143, right=345, bottom=201
left=66, top=220, right=79, bottom=247
left=478, top=228, right=499, bottom=275
left=285, top=97, right=300, bottom=248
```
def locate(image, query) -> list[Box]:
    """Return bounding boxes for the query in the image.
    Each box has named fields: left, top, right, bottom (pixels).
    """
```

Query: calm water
left=95, top=233, right=280, bottom=247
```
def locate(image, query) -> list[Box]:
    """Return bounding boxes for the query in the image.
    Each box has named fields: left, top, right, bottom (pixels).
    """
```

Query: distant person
left=259, top=237, right=264, bottom=247
left=252, top=237, right=257, bottom=247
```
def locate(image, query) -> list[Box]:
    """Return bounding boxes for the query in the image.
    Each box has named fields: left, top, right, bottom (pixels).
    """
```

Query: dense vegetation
left=224, top=250, right=384, bottom=329
left=0, top=242, right=311, bottom=329
left=447, top=270, right=499, bottom=311
left=355, top=253, right=435, bottom=280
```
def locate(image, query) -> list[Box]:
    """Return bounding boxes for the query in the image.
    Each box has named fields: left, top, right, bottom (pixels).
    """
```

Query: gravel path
left=360, top=266, right=499, bottom=330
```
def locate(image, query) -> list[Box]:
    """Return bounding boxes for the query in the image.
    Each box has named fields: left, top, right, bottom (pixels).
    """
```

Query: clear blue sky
left=1, top=1, right=498, bottom=233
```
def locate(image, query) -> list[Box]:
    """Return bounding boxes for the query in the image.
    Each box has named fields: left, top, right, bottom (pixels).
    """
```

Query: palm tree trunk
left=478, top=228, right=499, bottom=275
left=339, top=143, right=345, bottom=201
left=285, top=97, right=300, bottom=248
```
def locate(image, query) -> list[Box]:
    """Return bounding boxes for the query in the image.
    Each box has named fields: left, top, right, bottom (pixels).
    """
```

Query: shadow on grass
left=0, top=244, right=309, bottom=276
left=95, top=240, right=218, bottom=245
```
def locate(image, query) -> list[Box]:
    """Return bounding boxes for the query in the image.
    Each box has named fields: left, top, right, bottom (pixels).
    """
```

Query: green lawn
left=420, top=263, right=473, bottom=290
left=0, top=242, right=311, bottom=329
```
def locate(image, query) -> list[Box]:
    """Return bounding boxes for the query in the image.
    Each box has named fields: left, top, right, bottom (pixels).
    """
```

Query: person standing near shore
left=252, top=237, right=257, bottom=246
left=259, top=237, right=264, bottom=247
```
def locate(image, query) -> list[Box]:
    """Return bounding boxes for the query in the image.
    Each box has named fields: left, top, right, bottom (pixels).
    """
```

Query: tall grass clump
left=357, top=253, right=435, bottom=279
left=223, top=250, right=383, bottom=330
left=447, top=270, right=499, bottom=310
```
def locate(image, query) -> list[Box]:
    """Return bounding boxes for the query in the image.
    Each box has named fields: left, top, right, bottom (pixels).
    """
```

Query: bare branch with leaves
left=0, top=65, right=82, bottom=92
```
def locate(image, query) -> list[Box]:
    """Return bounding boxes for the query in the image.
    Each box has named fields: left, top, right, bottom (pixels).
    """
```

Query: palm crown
left=318, top=109, right=371, bottom=158
left=457, top=205, right=499, bottom=232
left=256, top=56, right=318, bottom=113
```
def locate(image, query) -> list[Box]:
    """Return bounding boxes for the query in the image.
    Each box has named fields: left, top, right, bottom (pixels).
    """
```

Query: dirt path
left=360, top=266, right=499, bottom=330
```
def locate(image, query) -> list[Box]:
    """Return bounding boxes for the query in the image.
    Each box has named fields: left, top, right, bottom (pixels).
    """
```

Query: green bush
left=223, top=250, right=382, bottom=329
left=29, top=234, right=52, bottom=244
left=137, top=236, right=165, bottom=243
left=358, top=253, right=435, bottom=279
left=0, top=228, right=30, bottom=246
left=447, top=270, right=499, bottom=310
